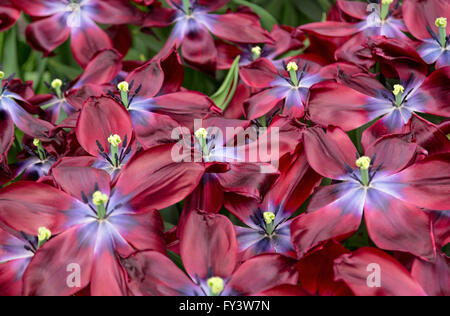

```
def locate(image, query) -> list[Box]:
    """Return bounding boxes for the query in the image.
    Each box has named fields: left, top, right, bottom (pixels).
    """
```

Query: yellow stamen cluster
left=382, top=0, right=393, bottom=4
left=38, top=227, right=51, bottom=242
left=108, top=134, right=122, bottom=147
left=287, top=61, right=298, bottom=72
left=356, top=156, right=371, bottom=170
left=263, top=211, right=276, bottom=225
left=207, top=277, right=224, bottom=296
left=92, top=191, right=108, bottom=206
left=251, top=46, right=262, bottom=58
left=51, top=79, right=63, bottom=89
left=195, top=128, right=208, bottom=140
left=392, top=84, right=405, bottom=96
left=0, top=71, right=4, bottom=79
left=117, top=81, right=129, bottom=92
left=435, top=17, right=447, bottom=28
left=33, top=138, right=41, bottom=147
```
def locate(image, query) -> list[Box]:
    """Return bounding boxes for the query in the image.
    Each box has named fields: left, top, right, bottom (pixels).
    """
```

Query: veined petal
left=180, top=210, right=237, bottom=281
left=291, top=182, right=365, bottom=258
left=334, top=247, right=427, bottom=296
left=227, top=254, right=298, bottom=295
left=25, top=13, right=70, bottom=55
left=76, top=96, right=133, bottom=157
left=70, top=17, right=113, bottom=68
left=364, top=188, right=435, bottom=260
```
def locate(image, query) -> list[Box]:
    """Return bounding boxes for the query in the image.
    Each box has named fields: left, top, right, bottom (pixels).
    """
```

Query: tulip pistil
left=263, top=211, right=276, bottom=235
left=356, top=156, right=371, bottom=187
left=287, top=62, right=299, bottom=87
left=37, top=227, right=51, bottom=249
left=195, top=128, right=210, bottom=157
left=108, top=134, right=122, bottom=168
left=381, top=0, right=393, bottom=20
left=392, top=84, right=405, bottom=106
left=252, top=46, right=262, bottom=60
left=93, top=191, right=109, bottom=219
left=118, top=81, right=130, bottom=108
left=33, top=138, right=47, bottom=161
left=207, top=277, right=224, bottom=296
left=436, top=17, right=448, bottom=48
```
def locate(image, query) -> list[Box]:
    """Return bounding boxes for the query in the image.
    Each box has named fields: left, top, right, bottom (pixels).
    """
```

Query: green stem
left=110, top=145, right=119, bottom=167
left=289, top=70, right=299, bottom=86
left=360, top=168, right=370, bottom=186
left=395, top=93, right=402, bottom=107
left=97, top=203, right=106, bottom=219
left=199, top=138, right=209, bottom=157
left=439, top=27, right=447, bottom=48
left=381, top=3, right=390, bottom=20
left=120, top=90, right=128, bottom=108
left=182, top=0, right=191, bottom=14
left=266, top=222, right=274, bottom=235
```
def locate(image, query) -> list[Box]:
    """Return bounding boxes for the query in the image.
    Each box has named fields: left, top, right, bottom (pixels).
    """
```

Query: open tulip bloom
left=0, top=0, right=449, bottom=297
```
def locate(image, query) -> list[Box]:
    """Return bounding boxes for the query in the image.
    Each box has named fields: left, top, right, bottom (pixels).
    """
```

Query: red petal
left=411, top=253, right=450, bottom=296
left=334, top=248, right=427, bottom=296
left=25, top=14, right=70, bottom=55
left=76, top=96, right=133, bottom=157
left=364, top=189, right=435, bottom=260
left=0, top=182, right=72, bottom=235
left=227, top=254, right=298, bottom=295
left=115, top=144, right=205, bottom=212
left=122, top=250, right=195, bottom=296
left=180, top=210, right=237, bottom=280
left=303, top=127, right=358, bottom=179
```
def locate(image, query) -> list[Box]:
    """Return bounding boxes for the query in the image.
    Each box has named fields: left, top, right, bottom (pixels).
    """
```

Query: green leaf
left=232, top=0, right=278, bottom=30
left=2, top=27, right=20, bottom=77
left=292, top=0, right=326, bottom=22
left=211, top=56, right=240, bottom=111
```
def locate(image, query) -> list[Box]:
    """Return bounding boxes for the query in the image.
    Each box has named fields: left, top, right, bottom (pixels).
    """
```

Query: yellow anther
left=108, top=134, right=122, bottom=147
left=392, top=84, right=405, bottom=96
left=263, top=212, right=276, bottom=225
left=195, top=128, right=208, bottom=140
left=33, top=138, right=41, bottom=147
left=207, top=277, right=224, bottom=296
left=92, top=191, right=108, bottom=206
left=287, top=61, right=298, bottom=72
left=356, top=156, right=371, bottom=170
left=251, top=46, right=262, bottom=58
left=51, top=79, right=63, bottom=89
left=0, top=71, right=4, bottom=79
left=435, top=17, right=447, bottom=28
left=382, top=0, right=393, bottom=4
left=38, top=227, right=51, bottom=242
left=117, top=81, right=129, bottom=93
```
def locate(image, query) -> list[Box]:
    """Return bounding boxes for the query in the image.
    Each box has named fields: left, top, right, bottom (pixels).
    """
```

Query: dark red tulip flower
left=144, top=0, right=271, bottom=73
left=226, top=140, right=322, bottom=258
left=403, top=0, right=450, bottom=68
left=0, top=75, right=54, bottom=175
left=117, top=52, right=221, bottom=148
left=0, top=144, right=204, bottom=295
left=291, top=127, right=450, bottom=260
left=13, top=0, right=142, bottom=67
left=301, top=0, right=409, bottom=68
left=123, top=210, right=299, bottom=296
left=0, top=0, right=20, bottom=31
left=308, top=65, right=450, bottom=141
left=36, top=49, right=123, bottom=124
left=240, top=58, right=323, bottom=120
left=216, top=25, right=305, bottom=70
left=334, top=247, right=449, bottom=296
left=73, top=96, right=135, bottom=179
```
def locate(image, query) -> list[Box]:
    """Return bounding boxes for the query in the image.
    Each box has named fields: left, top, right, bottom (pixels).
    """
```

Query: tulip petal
left=180, top=210, right=237, bottom=280
left=334, top=248, right=427, bottom=296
